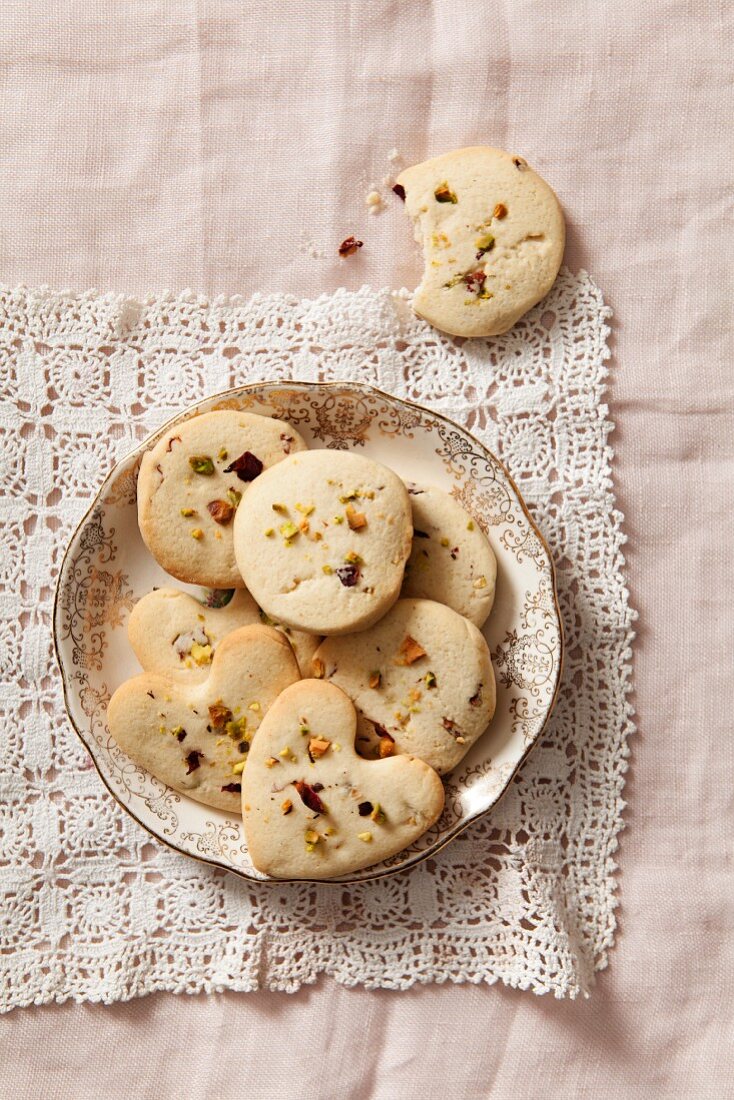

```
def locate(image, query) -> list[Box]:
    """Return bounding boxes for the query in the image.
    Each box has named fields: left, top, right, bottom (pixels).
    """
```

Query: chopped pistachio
left=467, top=520, right=475, bottom=531
left=395, top=635, right=427, bottom=666
left=189, top=455, right=215, bottom=476
left=333, top=514, right=344, bottom=524
left=308, top=736, right=331, bottom=760
left=322, top=564, right=333, bottom=575
left=440, top=537, right=450, bottom=547
left=190, top=642, right=212, bottom=665
left=345, top=504, right=367, bottom=530
left=295, top=503, right=314, bottom=516
left=312, top=657, right=325, bottom=679
left=226, top=488, right=242, bottom=508
left=281, top=799, right=293, bottom=815
left=264, top=527, right=275, bottom=537
left=425, top=671, right=437, bottom=689
left=434, top=182, right=457, bottom=204
left=264, top=757, right=279, bottom=768
left=278, top=746, right=295, bottom=759
left=474, top=575, right=488, bottom=590
left=191, top=528, right=204, bottom=540
left=218, top=447, right=228, bottom=460
left=313, top=531, right=323, bottom=541
left=304, top=828, right=320, bottom=845
left=344, top=550, right=362, bottom=564
left=232, top=760, right=246, bottom=775
left=248, top=701, right=261, bottom=713
left=475, top=231, right=495, bottom=254
left=272, top=503, right=287, bottom=513
left=357, top=831, right=373, bottom=843
left=180, top=507, right=196, bottom=517
left=369, top=670, right=382, bottom=690
left=370, top=803, right=386, bottom=825
left=280, top=521, right=299, bottom=541
left=299, top=723, right=310, bottom=735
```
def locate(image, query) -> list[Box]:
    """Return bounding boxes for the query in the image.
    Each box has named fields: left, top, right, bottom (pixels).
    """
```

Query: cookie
left=401, top=483, right=496, bottom=626
left=137, top=410, right=307, bottom=588
left=396, top=146, right=565, bottom=337
left=107, top=624, right=300, bottom=812
left=313, top=598, right=495, bottom=774
left=242, top=679, right=444, bottom=879
left=233, top=450, right=413, bottom=635
left=128, top=586, right=320, bottom=680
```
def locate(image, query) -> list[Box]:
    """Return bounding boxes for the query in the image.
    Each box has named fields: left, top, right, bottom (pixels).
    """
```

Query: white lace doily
left=0, top=271, right=634, bottom=1008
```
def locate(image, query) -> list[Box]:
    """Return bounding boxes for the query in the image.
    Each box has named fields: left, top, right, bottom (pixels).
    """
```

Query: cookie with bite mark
left=396, top=146, right=565, bottom=337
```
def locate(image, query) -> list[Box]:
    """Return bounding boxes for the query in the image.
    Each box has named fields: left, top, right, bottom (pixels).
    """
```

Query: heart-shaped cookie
left=128, top=586, right=320, bottom=681
left=313, top=598, right=495, bottom=775
left=242, top=679, right=445, bottom=879
left=108, top=624, right=300, bottom=811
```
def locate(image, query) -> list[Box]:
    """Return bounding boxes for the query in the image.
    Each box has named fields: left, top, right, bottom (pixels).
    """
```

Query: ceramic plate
left=54, top=381, right=562, bottom=884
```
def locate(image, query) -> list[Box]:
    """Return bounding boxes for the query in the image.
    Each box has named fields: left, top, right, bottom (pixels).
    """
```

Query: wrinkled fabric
left=0, top=1, right=730, bottom=1098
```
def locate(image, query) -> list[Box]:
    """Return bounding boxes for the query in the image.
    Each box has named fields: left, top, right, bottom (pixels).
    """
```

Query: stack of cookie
left=109, top=410, right=498, bottom=878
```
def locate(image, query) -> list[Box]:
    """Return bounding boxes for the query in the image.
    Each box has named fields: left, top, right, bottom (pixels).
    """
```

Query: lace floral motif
left=0, top=272, right=634, bottom=1008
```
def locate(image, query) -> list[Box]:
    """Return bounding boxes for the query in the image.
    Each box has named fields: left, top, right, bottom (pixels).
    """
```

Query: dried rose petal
left=207, top=499, right=235, bottom=525
left=176, top=729, right=187, bottom=743
left=338, top=236, right=363, bottom=258
left=224, top=450, right=263, bottom=482
left=221, top=782, right=241, bottom=794
left=463, top=271, right=487, bottom=295
left=293, top=780, right=326, bottom=814
left=336, top=564, right=360, bottom=587
left=392, top=183, right=406, bottom=201
left=358, top=801, right=373, bottom=816
left=185, top=750, right=203, bottom=773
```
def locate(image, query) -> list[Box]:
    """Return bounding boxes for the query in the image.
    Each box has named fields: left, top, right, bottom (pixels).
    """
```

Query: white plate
left=54, top=381, right=562, bottom=884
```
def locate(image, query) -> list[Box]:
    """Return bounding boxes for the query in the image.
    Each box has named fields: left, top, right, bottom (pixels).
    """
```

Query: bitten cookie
left=396, top=146, right=565, bottom=337
left=242, top=679, right=444, bottom=879
left=137, top=410, right=307, bottom=588
left=401, top=483, right=497, bottom=626
left=128, top=586, right=320, bottom=680
left=313, top=598, right=495, bottom=775
left=233, top=450, right=413, bottom=635
left=107, top=625, right=300, bottom=812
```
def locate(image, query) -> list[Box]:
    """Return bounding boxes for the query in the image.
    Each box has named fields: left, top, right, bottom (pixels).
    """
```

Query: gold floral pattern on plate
left=54, top=380, right=563, bottom=884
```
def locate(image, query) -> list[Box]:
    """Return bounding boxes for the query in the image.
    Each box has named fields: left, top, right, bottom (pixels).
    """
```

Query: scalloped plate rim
left=53, top=379, right=563, bottom=885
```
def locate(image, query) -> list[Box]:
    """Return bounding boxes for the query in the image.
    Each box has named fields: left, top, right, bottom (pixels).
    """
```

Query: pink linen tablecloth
left=0, top=2, right=731, bottom=1097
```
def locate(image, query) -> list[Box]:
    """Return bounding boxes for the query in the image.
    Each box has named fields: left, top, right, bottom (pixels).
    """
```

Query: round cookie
left=242, top=679, right=444, bottom=879
left=313, top=598, right=495, bottom=775
left=401, top=483, right=497, bottom=626
left=128, top=586, right=320, bottom=680
left=107, top=624, right=300, bottom=812
left=137, top=410, right=307, bottom=588
left=396, top=146, right=565, bottom=337
left=233, top=450, right=413, bottom=635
